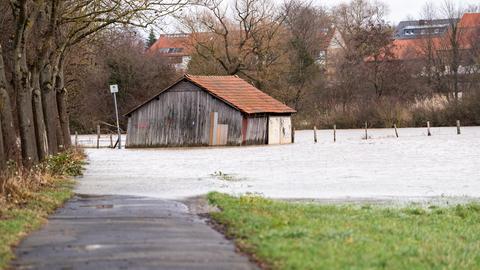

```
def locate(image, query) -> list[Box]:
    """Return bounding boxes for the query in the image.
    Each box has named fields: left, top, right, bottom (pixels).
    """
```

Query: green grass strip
left=0, top=180, right=75, bottom=269
left=208, top=192, right=480, bottom=270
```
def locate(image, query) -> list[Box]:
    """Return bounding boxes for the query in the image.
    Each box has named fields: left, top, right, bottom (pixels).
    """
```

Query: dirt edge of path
left=182, top=196, right=268, bottom=270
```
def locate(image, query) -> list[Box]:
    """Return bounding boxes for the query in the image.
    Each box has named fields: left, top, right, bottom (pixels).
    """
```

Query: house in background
left=125, top=75, right=296, bottom=148
left=394, top=19, right=454, bottom=40
left=148, top=34, right=193, bottom=71
left=390, top=13, right=480, bottom=61
left=316, top=28, right=345, bottom=76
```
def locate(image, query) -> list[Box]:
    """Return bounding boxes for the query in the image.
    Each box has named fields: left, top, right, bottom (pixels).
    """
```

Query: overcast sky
left=318, top=0, right=480, bottom=25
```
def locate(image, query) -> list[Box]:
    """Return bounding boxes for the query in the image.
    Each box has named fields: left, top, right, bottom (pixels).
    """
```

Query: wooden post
left=96, top=125, right=101, bottom=148
left=110, top=133, right=113, bottom=148
left=209, top=112, right=218, bottom=146
left=333, top=124, right=337, bottom=142
left=394, top=124, right=399, bottom=138
left=313, top=126, right=318, bottom=143
left=456, top=120, right=461, bottom=135
left=364, top=121, right=368, bottom=140
left=427, top=121, right=431, bottom=136
left=75, top=131, right=78, bottom=148
left=292, top=127, right=295, bottom=143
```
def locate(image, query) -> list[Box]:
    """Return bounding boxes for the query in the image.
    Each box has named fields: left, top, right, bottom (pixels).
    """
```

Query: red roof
left=459, top=13, right=480, bottom=28
left=126, top=75, right=296, bottom=116
left=388, top=13, right=480, bottom=60
left=148, top=34, right=193, bottom=56
left=390, top=38, right=442, bottom=60
left=186, top=75, right=296, bottom=114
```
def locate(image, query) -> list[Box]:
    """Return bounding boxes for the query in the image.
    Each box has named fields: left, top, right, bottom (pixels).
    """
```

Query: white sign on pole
left=110, top=84, right=119, bottom=93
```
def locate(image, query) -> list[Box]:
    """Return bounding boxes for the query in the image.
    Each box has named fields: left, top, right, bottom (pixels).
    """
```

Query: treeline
left=181, top=0, right=480, bottom=129
left=67, top=29, right=176, bottom=133
left=0, top=0, right=186, bottom=169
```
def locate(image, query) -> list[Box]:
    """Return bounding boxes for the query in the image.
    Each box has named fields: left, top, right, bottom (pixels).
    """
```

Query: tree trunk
left=13, top=0, right=39, bottom=167
left=0, top=115, right=5, bottom=170
left=55, top=62, right=70, bottom=149
left=54, top=96, right=65, bottom=151
left=32, top=68, right=49, bottom=161
left=15, top=70, right=39, bottom=167
left=40, top=62, right=59, bottom=155
left=56, top=84, right=71, bottom=149
left=0, top=45, right=21, bottom=164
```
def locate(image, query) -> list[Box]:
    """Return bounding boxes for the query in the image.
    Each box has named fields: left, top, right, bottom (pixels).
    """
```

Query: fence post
left=394, top=124, right=399, bottom=138
left=313, top=126, right=318, bottom=143
left=333, top=124, right=337, bottom=143
left=364, top=121, right=368, bottom=140
left=96, top=125, right=101, bottom=149
left=75, top=131, right=78, bottom=148
left=427, top=121, right=432, bottom=136
left=292, top=127, right=295, bottom=143
left=456, top=120, right=461, bottom=135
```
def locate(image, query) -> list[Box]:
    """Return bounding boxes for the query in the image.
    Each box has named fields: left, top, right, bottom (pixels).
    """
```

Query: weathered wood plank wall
left=244, top=116, right=268, bottom=145
left=126, top=80, right=243, bottom=147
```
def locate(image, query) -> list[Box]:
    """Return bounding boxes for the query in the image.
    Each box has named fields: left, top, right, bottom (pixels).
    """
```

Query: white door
left=269, top=116, right=292, bottom=145
left=268, top=117, right=281, bottom=145
left=279, top=117, right=292, bottom=144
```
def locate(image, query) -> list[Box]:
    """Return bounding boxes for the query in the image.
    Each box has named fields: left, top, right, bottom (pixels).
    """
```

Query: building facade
left=148, top=34, right=193, bottom=71
left=125, top=75, right=296, bottom=148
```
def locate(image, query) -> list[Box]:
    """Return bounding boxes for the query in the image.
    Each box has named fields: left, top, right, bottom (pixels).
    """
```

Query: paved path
left=12, top=195, right=256, bottom=270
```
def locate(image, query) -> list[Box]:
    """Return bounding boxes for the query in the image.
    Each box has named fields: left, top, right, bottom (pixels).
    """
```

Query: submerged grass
left=0, top=149, right=85, bottom=269
left=208, top=192, right=480, bottom=270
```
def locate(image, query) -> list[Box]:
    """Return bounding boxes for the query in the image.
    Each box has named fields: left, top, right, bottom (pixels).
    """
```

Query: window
left=159, top=48, right=184, bottom=54
left=168, top=48, right=183, bottom=53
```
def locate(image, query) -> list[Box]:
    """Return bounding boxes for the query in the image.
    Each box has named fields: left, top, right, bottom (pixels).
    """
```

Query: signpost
left=110, top=84, right=121, bottom=149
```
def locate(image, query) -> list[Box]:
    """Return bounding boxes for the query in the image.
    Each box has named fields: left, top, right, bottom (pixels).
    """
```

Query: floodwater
left=76, top=127, right=480, bottom=203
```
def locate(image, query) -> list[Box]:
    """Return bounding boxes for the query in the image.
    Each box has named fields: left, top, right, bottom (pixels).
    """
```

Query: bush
left=1, top=149, right=86, bottom=206
left=44, top=150, right=86, bottom=177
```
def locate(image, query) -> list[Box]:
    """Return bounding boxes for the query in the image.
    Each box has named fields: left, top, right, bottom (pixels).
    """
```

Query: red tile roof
left=126, top=75, right=296, bottom=116
left=148, top=34, right=193, bottom=56
left=459, top=13, right=480, bottom=28
left=186, top=75, right=296, bottom=114
left=388, top=13, right=480, bottom=60
left=390, top=38, right=441, bottom=60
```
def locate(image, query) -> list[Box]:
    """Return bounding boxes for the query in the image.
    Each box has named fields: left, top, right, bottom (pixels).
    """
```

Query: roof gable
left=126, top=75, right=296, bottom=116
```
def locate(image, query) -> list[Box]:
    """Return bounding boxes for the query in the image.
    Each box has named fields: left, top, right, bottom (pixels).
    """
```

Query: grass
left=0, top=179, right=74, bottom=269
left=0, top=149, right=85, bottom=269
left=208, top=192, right=480, bottom=270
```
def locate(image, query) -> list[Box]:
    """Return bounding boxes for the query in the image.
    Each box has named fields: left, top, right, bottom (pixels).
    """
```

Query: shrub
left=0, top=149, right=86, bottom=206
left=44, top=150, right=86, bottom=177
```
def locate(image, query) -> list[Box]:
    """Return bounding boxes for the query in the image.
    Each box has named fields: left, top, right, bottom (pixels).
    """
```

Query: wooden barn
left=125, top=75, right=296, bottom=148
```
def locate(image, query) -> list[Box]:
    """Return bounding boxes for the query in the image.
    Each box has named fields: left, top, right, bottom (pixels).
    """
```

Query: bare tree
left=183, top=0, right=290, bottom=85
left=441, top=0, right=464, bottom=102
left=0, top=0, right=189, bottom=167
left=66, top=28, right=177, bottom=132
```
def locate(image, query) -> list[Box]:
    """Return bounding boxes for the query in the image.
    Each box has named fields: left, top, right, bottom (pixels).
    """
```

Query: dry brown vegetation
left=0, top=149, right=85, bottom=207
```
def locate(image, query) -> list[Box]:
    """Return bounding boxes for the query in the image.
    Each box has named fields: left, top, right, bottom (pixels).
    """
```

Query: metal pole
left=113, top=92, right=121, bottom=149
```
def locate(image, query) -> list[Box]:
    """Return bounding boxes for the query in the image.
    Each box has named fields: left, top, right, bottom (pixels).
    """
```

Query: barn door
left=268, top=117, right=281, bottom=145
left=279, top=117, right=292, bottom=144
left=209, top=112, right=228, bottom=146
